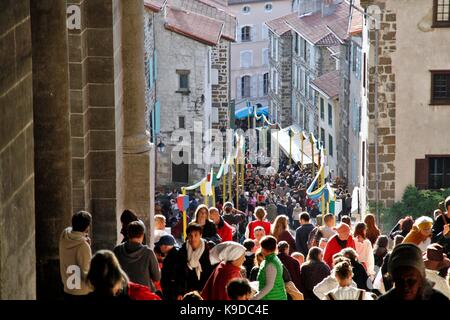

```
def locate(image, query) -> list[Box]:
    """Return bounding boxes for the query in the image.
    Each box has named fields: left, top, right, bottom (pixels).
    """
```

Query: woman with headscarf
left=403, top=216, right=433, bottom=252
left=201, top=242, right=247, bottom=300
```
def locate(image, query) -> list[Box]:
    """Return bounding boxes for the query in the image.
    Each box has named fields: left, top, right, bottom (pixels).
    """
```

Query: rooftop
left=348, top=3, right=364, bottom=35
left=164, top=6, right=224, bottom=46
left=175, top=0, right=237, bottom=41
left=310, top=70, right=340, bottom=99
left=228, top=0, right=283, bottom=5
left=285, top=1, right=350, bottom=45
left=144, top=0, right=167, bottom=12
left=265, top=12, right=297, bottom=36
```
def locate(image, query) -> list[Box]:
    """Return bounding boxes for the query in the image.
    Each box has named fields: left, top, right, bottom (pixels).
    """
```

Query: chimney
left=322, top=0, right=342, bottom=17
left=298, top=0, right=321, bottom=17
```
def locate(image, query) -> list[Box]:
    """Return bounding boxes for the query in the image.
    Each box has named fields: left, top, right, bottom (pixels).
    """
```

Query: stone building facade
left=360, top=0, right=450, bottom=211
left=266, top=0, right=349, bottom=138
left=144, top=0, right=235, bottom=188
left=1, top=0, right=154, bottom=299
left=211, top=39, right=232, bottom=130
left=265, top=14, right=294, bottom=127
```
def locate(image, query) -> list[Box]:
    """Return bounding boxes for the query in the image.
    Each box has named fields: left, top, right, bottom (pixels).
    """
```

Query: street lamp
left=157, top=139, right=166, bottom=153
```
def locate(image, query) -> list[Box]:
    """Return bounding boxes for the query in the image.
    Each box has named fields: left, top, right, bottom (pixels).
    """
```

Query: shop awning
left=234, top=105, right=269, bottom=120
left=271, top=124, right=320, bottom=166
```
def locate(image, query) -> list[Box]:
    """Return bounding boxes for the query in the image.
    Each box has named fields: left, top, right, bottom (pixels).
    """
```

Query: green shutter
left=154, top=101, right=160, bottom=134
left=153, top=50, right=157, bottom=80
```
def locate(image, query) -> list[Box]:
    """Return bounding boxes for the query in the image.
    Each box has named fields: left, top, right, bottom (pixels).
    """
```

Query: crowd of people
left=58, top=155, right=450, bottom=301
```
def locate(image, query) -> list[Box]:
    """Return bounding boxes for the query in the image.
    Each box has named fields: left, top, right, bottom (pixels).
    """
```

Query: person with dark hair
left=295, top=212, right=315, bottom=256
left=354, top=222, right=375, bottom=277
left=243, top=239, right=256, bottom=278
left=432, top=196, right=450, bottom=256
left=340, top=215, right=352, bottom=229
left=341, top=247, right=369, bottom=290
left=113, top=220, right=161, bottom=292
left=253, top=236, right=288, bottom=300
left=373, top=235, right=389, bottom=268
left=59, top=210, right=93, bottom=299
left=156, top=235, right=179, bottom=300
left=277, top=241, right=302, bottom=293
left=192, top=205, right=222, bottom=244
left=86, top=250, right=160, bottom=300
left=175, top=223, right=214, bottom=299
left=364, top=214, right=380, bottom=246
left=209, top=207, right=234, bottom=242
left=423, top=243, right=450, bottom=298
left=378, top=244, right=448, bottom=300
left=227, top=278, right=253, bottom=300
left=389, top=216, right=414, bottom=240
left=120, top=209, right=139, bottom=243
left=300, top=247, right=330, bottom=300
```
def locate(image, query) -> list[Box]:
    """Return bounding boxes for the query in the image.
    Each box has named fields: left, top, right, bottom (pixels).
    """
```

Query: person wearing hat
left=378, top=243, right=448, bottom=300
left=157, top=235, right=179, bottom=300
left=423, top=243, right=450, bottom=299
left=432, top=196, right=450, bottom=257
left=403, top=216, right=433, bottom=252
left=201, top=242, right=246, bottom=300
left=323, top=223, right=356, bottom=268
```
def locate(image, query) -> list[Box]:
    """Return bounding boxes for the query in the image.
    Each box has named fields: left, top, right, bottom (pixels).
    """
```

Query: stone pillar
left=120, top=0, right=154, bottom=243
left=0, top=0, right=35, bottom=299
left=31, top=0, right=73, bottom=299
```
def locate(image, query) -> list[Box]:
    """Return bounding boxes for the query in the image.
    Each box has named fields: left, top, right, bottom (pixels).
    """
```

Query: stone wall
left=0, top=0, right=36, bottom=299
left=144, top=9, right=156, bottom=137
left=280, top=33, right=293, bottom=127
left=154, top=11, right=210, bottom=186
left=212, top=38, right=230, bottom=130
left=362, top=0, right=397, bottom=207
left=68, top=0, right=88, bottom=215
left=337, top=42, right=350, bottom=180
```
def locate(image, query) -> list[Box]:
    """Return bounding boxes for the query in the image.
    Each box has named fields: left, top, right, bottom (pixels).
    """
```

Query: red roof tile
left=175, top=0, right=237, bottom=41
left=265, top=13, right=297, bottom=36
left=348, top=4, right=363, bottom=35
left=311, top=70, right=340, bottom=99
left=285, top=2, right=350, bottom=45
left=316, top=32, right=341, bottom=46
left=327, top=16, right=350, bottom=42
left=144, top=0, right=167, bottom=12
left=165, top=6, right=224, bottom=46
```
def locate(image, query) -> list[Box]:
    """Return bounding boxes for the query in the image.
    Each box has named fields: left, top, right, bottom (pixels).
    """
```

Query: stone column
left=31, top=0, right=73, bottom=299
left=120, top=0, right=154, bottom=243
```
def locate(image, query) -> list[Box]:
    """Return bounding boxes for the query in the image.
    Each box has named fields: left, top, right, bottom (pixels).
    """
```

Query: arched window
left=241, top=26, right=251, bottom=42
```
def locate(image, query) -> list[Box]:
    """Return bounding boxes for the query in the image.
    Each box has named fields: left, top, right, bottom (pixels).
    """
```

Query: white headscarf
left=209, top=241, right=246, bottom=265
left=187, top=238, right=206, bottom=280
